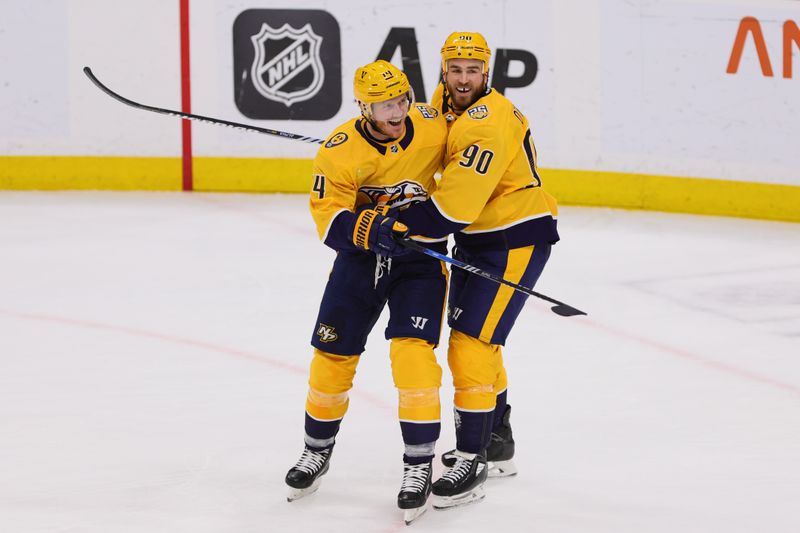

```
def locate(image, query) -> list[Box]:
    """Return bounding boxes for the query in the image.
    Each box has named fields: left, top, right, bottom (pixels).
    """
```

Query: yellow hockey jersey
left=399, top=85, right=559, bottom=250
left=310, top=104, right=448, bottom=251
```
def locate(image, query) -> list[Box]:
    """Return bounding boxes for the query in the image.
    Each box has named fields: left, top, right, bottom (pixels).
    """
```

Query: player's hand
left=353, top=208, right=410, bottom=257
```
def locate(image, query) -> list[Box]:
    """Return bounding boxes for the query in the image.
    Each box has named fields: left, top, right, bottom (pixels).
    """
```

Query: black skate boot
left=397, top=460, right=433, bottom=525
left=285, top=446, right=332, bottom=502
left=485, top=404, right=517, bottom=477
left=431, top=451, right=487, bottom=510
left=442, top=405, right=517, bottom=478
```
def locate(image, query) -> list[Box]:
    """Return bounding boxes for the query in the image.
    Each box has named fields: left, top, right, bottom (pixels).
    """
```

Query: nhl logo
left=233, top=9, right=341, bottom=120
left=250, top=23, right=324, bottom=107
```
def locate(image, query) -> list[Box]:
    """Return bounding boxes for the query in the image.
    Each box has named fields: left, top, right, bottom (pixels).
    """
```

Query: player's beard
left=447, top=80, right=485, bottom=112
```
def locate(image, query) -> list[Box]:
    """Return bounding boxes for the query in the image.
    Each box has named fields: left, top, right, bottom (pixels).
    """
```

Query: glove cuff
left=353, top=209, right=378, bottom=250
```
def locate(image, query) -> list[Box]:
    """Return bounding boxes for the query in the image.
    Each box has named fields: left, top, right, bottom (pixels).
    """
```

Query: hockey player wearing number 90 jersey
left=284, top=59, right=448, bottom=524
left=396, top=32, right=560, bottom=509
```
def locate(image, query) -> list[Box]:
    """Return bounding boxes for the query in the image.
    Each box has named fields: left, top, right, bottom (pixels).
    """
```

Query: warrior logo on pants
left=410, top=316, right=429, bottom=330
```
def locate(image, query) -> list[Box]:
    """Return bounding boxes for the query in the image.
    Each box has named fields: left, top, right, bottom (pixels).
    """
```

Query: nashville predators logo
left=468, top=105, right=489, bottom=120
left=316, top=323, right=338, bottom=343
left=325, top=132, right=348, bottom=148
left=358, top=180, right=428, bottom=209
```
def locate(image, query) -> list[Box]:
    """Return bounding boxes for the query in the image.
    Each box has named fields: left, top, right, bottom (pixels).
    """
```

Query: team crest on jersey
left=467, top=105, right=489, bottom=120
left=358, top=180, right=427, bottom=208
left=250, top=23, right=324, bottom=106
left=325, top=132, right=348, bottom=148
left=316, top=323, right=338, bottom=343
left=415, top=104, right=439, bottom=119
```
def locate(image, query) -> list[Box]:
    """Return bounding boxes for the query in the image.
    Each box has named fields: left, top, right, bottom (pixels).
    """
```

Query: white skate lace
left=400, top=463, right=430, bottom=493
left=293, top=448, right=329, bottom=475
left=373, top=254, right=392, bottom=288
left=441, top=456, right=473, bottom=483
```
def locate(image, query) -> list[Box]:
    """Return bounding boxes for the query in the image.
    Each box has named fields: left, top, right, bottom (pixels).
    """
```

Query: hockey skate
left=442, top=405, right=517, bottom=478
left=397, top=460, right=433, bottom=525
left=285, top=447, right=332, bottom=502
left=431, top=451, right=487, bottom=510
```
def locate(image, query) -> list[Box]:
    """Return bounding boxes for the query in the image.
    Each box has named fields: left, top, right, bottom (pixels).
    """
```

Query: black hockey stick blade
left=550, top=304, right=586, bottom=317
left=82, top=67, right=325, bottom=144
left=400, top=238, right=587, bottom=317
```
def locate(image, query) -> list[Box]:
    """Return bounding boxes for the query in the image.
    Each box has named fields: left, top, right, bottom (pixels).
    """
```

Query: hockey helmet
left=353, top=59, right=413, bottom=122
left=440, top=31, right=492, bottom=74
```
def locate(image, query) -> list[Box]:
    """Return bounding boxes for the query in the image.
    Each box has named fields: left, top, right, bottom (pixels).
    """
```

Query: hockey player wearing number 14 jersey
left=397, top=32, right=560, bottom=509
left=284, top=60, right=449, bottom=524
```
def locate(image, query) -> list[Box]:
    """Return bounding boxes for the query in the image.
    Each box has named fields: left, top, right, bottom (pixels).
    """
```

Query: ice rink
left=1, top=191, right=798, bottom=533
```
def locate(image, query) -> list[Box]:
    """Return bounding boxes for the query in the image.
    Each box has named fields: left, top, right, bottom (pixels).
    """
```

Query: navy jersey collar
left=355, top=116, right=414, bottom=155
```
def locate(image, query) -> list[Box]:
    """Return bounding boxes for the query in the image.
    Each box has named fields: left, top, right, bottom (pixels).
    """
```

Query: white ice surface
left=1, top=192, right=798, bottom=533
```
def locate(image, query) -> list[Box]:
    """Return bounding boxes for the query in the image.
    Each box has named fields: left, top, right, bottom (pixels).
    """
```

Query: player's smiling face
left=368, top=93, right=411, bottom=140
left=445, top=58, right=486, bottom=111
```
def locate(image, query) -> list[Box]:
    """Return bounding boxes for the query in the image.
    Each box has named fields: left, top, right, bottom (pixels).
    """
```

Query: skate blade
left=403, top=505, right=428, bottom=525
left=488, top=459, right=518, bottom=478
left=286, top=477, right=323, bottom=502
left=432, top=485, right=485, bottom=510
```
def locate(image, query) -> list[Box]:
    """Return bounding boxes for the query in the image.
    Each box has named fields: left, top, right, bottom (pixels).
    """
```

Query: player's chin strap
left=361, top=117, right=400, bottom=143
left=398, top=238, right=587, bottom=318
left=359, top=91, right=415, bottom=140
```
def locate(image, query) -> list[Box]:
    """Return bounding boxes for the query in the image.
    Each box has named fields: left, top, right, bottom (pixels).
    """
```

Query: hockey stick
left=84, top=66, right=583, bottom=317
left=82, top=67, right=325, bottom=144
left=400, top=239, right=586, bottom=317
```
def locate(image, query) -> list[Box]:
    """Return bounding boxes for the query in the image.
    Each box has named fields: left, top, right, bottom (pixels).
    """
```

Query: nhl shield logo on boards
left=233, top=9, right=341, bottom=120
left=250, top=23, right=324, bottom=107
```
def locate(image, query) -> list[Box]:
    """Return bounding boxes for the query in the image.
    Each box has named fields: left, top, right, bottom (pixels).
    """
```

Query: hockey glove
left=353, top=207, right=410, bottom=257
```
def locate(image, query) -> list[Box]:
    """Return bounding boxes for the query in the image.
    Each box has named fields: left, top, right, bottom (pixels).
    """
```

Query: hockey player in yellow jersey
left=396, top=32, right=560, bottom=509
left=285, top=59, right=448, bottom=524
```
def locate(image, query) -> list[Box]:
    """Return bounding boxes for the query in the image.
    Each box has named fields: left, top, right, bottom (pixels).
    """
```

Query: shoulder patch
left=415, top=104, right=439, bottom=119
left=467, top=105, right=489, bottom=120
left=325, top=132, right=349, bottom=148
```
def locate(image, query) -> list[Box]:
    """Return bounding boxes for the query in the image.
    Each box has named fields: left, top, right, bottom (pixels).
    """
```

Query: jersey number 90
left=458, top=144, right=494, bottom=175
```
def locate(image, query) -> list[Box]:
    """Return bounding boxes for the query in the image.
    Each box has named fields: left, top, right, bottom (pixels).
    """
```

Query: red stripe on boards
left=180, top=0, right=193, bottom=191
